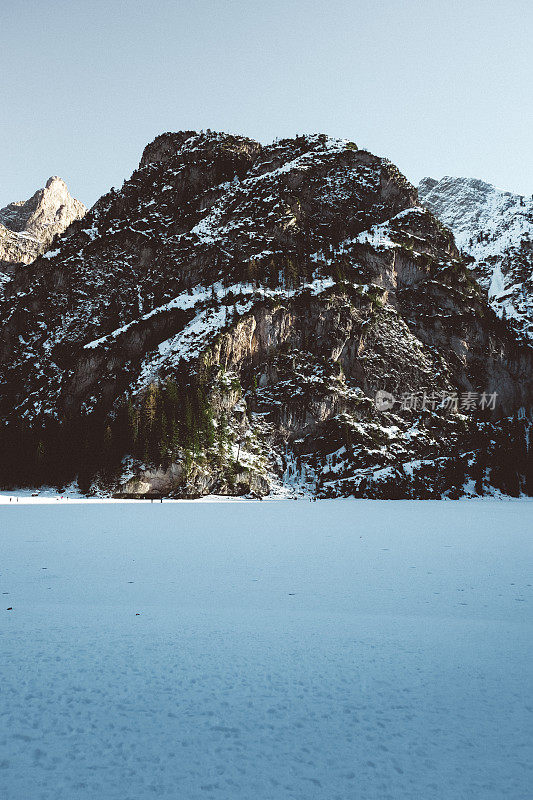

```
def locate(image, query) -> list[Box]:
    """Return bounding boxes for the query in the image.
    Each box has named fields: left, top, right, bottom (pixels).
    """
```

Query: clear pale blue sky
left=1, top=0, right=531, bottom=209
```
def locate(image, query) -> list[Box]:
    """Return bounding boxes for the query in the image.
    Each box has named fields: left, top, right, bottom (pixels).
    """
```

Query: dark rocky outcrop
left=0, top=132, right=531, bottom=497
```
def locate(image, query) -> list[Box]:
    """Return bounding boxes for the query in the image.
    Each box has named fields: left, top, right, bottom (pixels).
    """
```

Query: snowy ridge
left=419, top=176, right=533, bottom=340
left=135, top=277, right=337, bottom=387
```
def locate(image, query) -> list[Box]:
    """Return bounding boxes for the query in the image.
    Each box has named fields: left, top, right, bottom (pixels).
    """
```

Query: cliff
left=0, top=133, right=531, bottom=497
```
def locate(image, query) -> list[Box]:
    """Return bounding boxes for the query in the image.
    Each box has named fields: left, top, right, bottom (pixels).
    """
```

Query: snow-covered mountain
left=0, top=133, right=531, bottom=498
left=0, top=176, right=86, bottom=284
left=419, top=176, right=532, bottom=341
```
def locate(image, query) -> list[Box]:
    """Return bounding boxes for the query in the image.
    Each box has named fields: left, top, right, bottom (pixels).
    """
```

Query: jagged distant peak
left=419, top=175, right=531, bottom=230
left=0, top=176, right=86, bottom=277
left=419, top=175, right=533, bottom=341
left=1, top=176, right=86, bottom=233
left=45, top=175, right=69, bottom=189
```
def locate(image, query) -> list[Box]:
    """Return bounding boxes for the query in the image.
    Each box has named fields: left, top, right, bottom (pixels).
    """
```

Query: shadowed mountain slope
left=0, top=132, right=531, bottom=497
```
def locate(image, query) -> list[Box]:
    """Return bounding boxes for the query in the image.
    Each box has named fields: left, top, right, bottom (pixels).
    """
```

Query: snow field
left=0, top=500, right=531, bottom=799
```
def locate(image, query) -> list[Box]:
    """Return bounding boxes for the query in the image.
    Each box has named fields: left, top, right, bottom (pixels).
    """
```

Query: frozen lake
left=0, top=500, right=531, bottom=799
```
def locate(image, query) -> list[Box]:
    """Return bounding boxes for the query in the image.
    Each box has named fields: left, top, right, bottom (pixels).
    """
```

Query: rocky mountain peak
left=139, top=130, right=262, bottom=170
left=0, top=133, right=531, bottom=498
left=0, top=176, right=86, bottom=280
left=419, top=176, right=533, bottom=341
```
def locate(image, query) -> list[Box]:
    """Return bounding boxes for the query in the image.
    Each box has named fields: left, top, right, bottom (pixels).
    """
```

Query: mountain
left=0, top=176, right=86, bottom=284
left=419, top=176, right=533, bottom=342
left=0, top=132, right=531, bottom=498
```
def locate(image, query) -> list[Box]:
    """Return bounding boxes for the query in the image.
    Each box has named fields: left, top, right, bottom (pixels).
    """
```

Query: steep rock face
left=0, top=177, right=86, bottom=282
left=0, top=133, right=531, bottom=497
left=419, top=176, right=533, bottom=341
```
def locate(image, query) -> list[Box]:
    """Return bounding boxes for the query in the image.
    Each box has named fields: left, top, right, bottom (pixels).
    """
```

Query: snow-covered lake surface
left=0, top=500, right=531, bottom=800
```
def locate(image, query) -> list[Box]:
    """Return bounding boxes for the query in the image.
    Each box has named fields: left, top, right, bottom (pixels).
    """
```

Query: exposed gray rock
left=0, top=177, right=86, bottom=280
